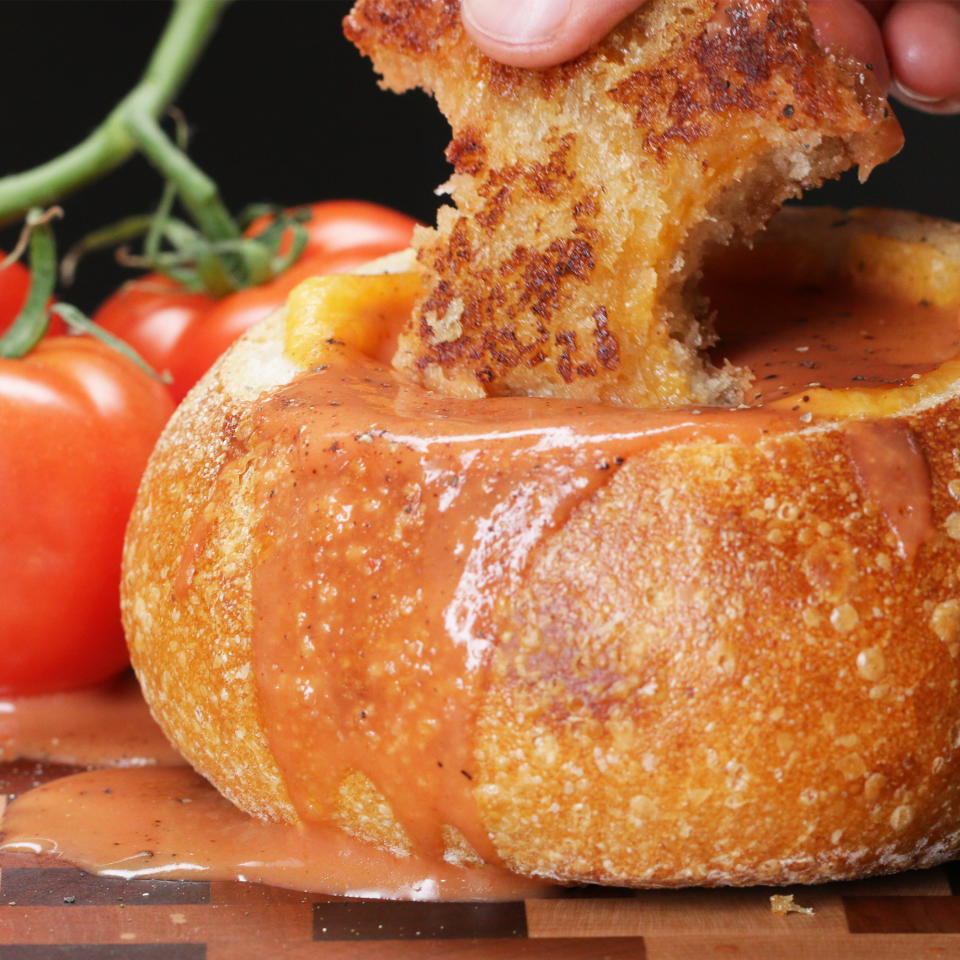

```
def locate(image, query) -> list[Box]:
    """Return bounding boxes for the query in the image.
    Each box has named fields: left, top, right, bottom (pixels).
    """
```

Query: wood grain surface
left=3, top=760, right=960, bottom=959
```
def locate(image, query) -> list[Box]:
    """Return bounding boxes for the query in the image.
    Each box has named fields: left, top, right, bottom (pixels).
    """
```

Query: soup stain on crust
left=244, top=356, right=794, bottom=869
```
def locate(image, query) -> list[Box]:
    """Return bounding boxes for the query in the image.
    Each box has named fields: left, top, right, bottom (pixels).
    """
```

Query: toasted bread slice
left=345, top=0, right=902, bottom=407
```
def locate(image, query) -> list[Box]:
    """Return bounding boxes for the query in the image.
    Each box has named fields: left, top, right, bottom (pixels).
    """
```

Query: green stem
left=0, top=211, right=58, bottom=358
left=124, top=109, right=243, bottom=294
left=144, top=125, right=187, bottom=262
left=0, top=0, right=230, bottom=227
left=125, top=110, right=239, bottom=245
left=61, top=215, right=157, bottom=285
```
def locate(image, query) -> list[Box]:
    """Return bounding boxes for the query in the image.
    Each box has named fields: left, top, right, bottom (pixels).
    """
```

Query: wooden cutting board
left=3, top=758, right=960, bottom=959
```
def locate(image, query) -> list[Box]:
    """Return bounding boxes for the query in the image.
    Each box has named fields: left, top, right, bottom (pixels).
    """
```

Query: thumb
left=461, top=0, right=643, bottom=67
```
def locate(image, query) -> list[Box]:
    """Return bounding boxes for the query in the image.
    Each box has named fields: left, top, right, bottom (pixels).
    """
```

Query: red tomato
left=0, top=336, right=175, bottom=695
left=93, top=276, right=216, bottom=390
left=246, top=200, right=419, bottom=258
left=95, top=202, right=417, bottom=403
left=0, top=255, right=30, bottom=325
left=0, top=253, right=65, bottom=338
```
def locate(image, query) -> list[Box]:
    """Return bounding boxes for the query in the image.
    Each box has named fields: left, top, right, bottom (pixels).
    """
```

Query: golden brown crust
left=122, top=323, right=300, bottom=824
left=478, top=412, right=960, bottom=884
left=345, top=0, right=902, bottom=407
left=124, top=209, right=960, bottom=886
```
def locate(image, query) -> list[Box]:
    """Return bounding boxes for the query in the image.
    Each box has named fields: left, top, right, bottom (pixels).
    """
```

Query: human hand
left=460, top=0, right=960, bottom=114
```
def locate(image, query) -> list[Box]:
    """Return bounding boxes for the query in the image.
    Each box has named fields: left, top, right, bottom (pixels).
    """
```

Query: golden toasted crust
left=345, top=0, right=902, bottom=407
left=479, top=412, right=960, bottom=884
left=122, top=322, right=300, bottom=823
left=123, top=210, right=960, bottom=886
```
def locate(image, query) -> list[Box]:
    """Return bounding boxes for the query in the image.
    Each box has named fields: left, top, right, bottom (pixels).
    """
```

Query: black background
left=1, top=0, right=958, bottom=312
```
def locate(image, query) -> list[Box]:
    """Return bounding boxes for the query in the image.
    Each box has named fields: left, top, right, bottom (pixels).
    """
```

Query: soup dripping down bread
left=345, top=0, right=902, bottom=407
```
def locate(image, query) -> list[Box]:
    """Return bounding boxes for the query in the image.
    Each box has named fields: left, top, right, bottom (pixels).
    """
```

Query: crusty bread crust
left=345, top=0, right=902, bottom=407
left=123, top=209, right=960, bottom=887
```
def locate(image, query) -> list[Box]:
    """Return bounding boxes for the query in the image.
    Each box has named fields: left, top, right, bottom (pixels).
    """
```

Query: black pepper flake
left=783, top=104, right=795, bottom=118
left=359, top=710, right=367, bottom=720
left=460, top=769, right=473, bottom=780
left=853, top=375, right=866, bottom=381
left=614, top=456, right=624, bottom=465
left=763, top=374, right=779, bottom=380
left=311, top=365, right=328, bottom=373
left=328, top=441, right=340, bottom=453
left=328, top=401, right=341, bottom=407
left=598, top=461, right=610, bottom=470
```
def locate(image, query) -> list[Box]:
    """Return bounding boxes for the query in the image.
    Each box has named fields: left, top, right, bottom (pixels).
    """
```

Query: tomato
left=0, top=255, right=30, bottom=326
left=92, top=276, right=216, bottom=394
left=95, top=201, right=417, bottom=402
left=246, top=200, right=419, bottom=259
left=0, top=253, right=65, bottom=338
left=0, top=335, right=174, bottom=695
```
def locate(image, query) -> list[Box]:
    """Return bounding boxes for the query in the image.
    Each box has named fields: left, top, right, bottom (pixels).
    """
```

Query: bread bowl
left=117, top=0, right=960, bottom=892
left=121, top=203, right=960, bottom=888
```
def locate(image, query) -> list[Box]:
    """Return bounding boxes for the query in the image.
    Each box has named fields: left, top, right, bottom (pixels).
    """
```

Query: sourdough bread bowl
left=122, top=206, right=960, bottom=888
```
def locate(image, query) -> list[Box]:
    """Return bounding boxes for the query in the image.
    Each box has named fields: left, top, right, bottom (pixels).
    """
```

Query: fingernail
left=893, top=80, right=942, bottom=104
left=463, top=0, right=573, bottom=44
left=891, top=79, right=960, bottom=114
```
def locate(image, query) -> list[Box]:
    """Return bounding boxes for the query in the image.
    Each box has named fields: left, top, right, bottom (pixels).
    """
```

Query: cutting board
left=3, top=759, right=960, bottom=959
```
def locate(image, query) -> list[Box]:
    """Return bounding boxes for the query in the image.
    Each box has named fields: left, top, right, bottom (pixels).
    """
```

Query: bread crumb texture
left=770, top=893, right=815, bottom=916
left=345, top=0, right=901, bottom=407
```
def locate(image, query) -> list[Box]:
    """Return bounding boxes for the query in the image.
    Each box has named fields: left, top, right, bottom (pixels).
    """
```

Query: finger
left=806, top=0, right=891, bottom=91
left=883, top=1, right=960, bottom=113
left=861, top=1, right=895, bottom=26
left=461, top=0, right=640, bottom=68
